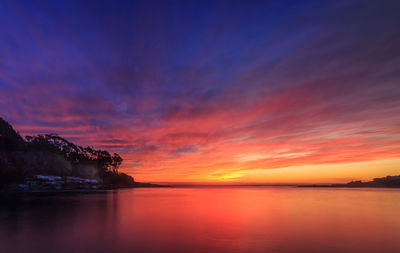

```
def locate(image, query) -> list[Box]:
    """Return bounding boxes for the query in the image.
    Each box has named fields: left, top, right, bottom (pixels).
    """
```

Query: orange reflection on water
left=1, top=187, right=400, bottom=253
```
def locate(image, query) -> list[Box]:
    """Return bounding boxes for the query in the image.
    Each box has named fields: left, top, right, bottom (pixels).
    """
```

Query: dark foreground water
left=1, top=187, right=400, bottom=253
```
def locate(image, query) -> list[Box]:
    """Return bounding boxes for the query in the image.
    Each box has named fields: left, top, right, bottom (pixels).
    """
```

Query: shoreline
left=0, top=182, right=172, bottom=195
left=0, top=182, right=171, bottom=195
left=298, top=185, right=400, bottom=188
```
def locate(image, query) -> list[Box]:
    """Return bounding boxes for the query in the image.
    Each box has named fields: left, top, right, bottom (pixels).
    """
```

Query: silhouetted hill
left=0, top=118, right=24, bottom=152
left=0, top=117, right=165, bottom=191
left=299, top=175, right=400, bottom=188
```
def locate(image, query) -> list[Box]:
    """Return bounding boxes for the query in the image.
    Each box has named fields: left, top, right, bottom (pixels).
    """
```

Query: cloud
left=1, top=0, right=400, bottom=182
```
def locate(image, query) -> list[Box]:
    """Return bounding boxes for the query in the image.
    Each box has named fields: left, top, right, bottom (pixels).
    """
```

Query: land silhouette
left=0, top=117, right=165, bottom=191
left=299, top=175, right=400, bottom=188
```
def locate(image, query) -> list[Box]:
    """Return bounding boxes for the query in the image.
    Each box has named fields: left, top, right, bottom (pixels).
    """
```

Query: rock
left=35, top=175, right=62, bottom=181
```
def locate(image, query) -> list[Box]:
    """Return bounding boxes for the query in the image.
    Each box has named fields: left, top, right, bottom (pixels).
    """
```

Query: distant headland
left=0, top=117, right=168, bottom=192
left=299, top=175, right=400, bottom=188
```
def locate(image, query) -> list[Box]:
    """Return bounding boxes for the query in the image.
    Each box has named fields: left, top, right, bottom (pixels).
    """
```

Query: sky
left=1, top=0, right=400, bottom=184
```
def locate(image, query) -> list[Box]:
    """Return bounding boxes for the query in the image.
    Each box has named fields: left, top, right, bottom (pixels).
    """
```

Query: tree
left=0, top=117, right=135, bottom=188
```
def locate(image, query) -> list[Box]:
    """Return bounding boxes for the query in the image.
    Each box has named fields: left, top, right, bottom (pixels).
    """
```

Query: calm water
left=1, top=187, right=400, bottom=253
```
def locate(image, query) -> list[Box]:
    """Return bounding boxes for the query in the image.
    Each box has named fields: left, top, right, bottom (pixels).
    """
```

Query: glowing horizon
left=1, top=1, right=400, bottom=183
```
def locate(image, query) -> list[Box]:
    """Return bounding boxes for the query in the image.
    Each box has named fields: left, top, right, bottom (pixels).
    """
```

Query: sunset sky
left=1, top=0, right=399, bottom=184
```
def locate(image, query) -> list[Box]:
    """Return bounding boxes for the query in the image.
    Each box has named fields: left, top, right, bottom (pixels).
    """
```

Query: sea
left=1, top=186, right=400, bottom=253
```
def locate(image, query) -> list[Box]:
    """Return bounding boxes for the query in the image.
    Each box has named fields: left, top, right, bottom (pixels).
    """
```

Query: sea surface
left=1, top=187, right=400, bottom=253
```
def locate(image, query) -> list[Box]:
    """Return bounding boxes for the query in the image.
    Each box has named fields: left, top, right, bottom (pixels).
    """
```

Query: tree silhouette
left=0, top=117, right=133, bottom=188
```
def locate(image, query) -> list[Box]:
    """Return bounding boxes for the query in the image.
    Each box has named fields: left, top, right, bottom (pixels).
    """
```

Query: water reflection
left=1, top=187, right=400, bottom=253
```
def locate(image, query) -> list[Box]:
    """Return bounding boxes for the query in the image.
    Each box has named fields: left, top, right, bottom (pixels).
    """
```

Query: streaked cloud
left=1, top=0, right=400, bottom=182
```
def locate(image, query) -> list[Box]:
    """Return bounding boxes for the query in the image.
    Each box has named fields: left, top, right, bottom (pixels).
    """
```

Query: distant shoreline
left=297, top=175, right=400, bottom=188
left=297, top=185, right=400, bottom=188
